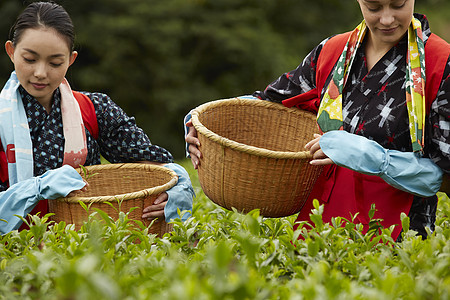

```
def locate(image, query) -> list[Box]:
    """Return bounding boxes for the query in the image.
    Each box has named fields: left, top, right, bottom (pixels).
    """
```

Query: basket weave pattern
left=191, top=98, right=323, bottom=217
left=49, top=163, right=178, bottom=236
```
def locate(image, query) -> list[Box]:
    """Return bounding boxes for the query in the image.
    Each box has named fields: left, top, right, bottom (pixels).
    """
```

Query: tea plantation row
left=0, top=161, right=449, bottom=299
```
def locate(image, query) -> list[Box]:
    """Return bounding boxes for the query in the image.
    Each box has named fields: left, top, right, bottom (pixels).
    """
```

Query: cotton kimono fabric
left=317, top=18, right=427, bottom=153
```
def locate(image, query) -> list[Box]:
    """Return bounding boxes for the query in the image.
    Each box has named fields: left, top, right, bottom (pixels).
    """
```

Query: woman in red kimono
left=186, top=0, right=450, bottom=241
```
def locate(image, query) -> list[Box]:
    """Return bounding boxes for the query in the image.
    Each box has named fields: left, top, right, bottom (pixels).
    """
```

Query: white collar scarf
left=0, top=71, right=87, bottom=185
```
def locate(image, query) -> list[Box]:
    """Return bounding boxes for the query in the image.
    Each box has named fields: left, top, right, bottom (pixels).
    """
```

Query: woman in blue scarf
left=0, top=1, right=194, bottom=233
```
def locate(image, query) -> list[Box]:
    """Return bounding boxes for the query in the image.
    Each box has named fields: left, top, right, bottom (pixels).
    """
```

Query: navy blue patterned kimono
left=254, top=14, right=450, bottom=239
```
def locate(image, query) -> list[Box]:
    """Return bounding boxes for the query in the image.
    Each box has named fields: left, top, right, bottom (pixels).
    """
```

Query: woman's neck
left=364, top=32, right=394, bottom=72
left=19, top=85, right=54, bottom=114
left=38, top=99, right=53, bottom=114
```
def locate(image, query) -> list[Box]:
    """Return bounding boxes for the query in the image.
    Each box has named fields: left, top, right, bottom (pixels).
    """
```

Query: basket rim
left=191, top=97, right=317, bottom=159
left=56, top=163, right=178, bottom=203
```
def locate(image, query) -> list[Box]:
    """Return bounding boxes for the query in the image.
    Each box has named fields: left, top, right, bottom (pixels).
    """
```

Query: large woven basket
left=191, top=97, right=323, bottom=217
left=49, top=163, right=178, bottom=237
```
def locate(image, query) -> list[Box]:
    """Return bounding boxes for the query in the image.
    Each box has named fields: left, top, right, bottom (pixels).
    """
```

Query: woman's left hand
left=142, top=192, right=168, bottom=220
left=305, top=133, right=334, bottom=166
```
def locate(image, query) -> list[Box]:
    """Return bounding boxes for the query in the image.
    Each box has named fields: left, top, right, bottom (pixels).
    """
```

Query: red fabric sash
left=287, top=32, right=450, bottom=239
left=282, top=32, right=352, bottom=112
left=424, top=33, right=450, bottom=113
left=0, top=143, right=7, bottom=184
left=73, top=91, right=99, bottom=140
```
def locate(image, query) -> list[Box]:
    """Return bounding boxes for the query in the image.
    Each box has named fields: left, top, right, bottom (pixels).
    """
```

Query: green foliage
left=0, top=1, right=449, bottom=298
left=0, top=160, right=449, bottom=299
left=1, top=0, right=448, bottom=158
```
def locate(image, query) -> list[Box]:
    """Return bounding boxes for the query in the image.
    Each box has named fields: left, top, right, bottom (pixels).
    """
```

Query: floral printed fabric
left=317, top=18, right=427, bottom=153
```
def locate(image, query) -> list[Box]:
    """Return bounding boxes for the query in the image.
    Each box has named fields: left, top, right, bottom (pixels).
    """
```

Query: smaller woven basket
left=191, top=97, right=323, bottom=218
left=49, top=163, right=178, bottom=237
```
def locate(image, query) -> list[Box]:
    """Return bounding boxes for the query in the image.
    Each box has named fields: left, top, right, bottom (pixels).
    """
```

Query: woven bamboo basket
left=49, top=163, right=178, bottom=237
left=191, top=97, right=324, bottom=218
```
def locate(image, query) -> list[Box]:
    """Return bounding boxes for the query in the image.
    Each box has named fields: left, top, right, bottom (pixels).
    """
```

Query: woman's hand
left=66, top=179, right=89, bottom=197
left=185, top=119, right=202, bottom=169
left=305, top=133, right=334, bottom=166
left=142, top=192, right=168, bottom=221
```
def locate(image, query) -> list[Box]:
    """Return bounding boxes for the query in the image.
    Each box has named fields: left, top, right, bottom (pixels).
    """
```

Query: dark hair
left=9, top=1, right=75, bottom=51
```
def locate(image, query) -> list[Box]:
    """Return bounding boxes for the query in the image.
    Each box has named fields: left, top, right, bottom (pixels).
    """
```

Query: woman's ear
left=5, top=41, right=15, bottom=63
left=69, top=50, right=78, bottom=66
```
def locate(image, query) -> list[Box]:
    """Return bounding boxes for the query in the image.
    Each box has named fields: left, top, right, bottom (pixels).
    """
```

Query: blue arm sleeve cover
left=163, top=163, right=195, bottom=222
left=0, top=165, right=86, bottom=234
left=319, top=130, right=443, bottom=197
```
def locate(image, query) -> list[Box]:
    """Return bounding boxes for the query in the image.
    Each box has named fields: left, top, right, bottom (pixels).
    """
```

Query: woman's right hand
left=305, top=133, right=334, bottom=166
left=185, top=119, right=202, bottom=169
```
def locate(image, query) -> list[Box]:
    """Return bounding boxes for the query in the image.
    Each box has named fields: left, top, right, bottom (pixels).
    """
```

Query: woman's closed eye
left=367, top=5, right=381, bottom=12
left=366, top=0, right=407, bottom=12
left=50, top=62, right=63, bottom=67
left=392, top=1, right=407, bottom=9
left=23, top=57, right=35, bottom=63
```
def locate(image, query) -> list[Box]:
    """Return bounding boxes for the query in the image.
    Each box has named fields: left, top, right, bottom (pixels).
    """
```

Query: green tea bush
left=0, top=161, right=449, bottom=299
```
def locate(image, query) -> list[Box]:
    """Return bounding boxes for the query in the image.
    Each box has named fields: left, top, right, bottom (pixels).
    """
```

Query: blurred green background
left=1, top=0, right=449, bottom=159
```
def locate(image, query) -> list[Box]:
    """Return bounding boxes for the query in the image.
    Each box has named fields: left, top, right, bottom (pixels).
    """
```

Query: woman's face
left=5, top=27, right=77, bottom=106
left=357, top=0, right=415, bottom=48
